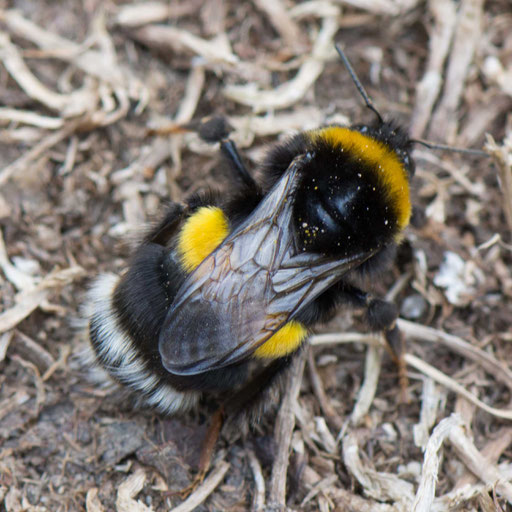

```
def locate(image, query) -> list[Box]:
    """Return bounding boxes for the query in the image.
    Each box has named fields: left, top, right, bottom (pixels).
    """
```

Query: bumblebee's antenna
left=334, top=44, right=488, bottom=158
left=335, top=43, right=384, bottom=124
left=410, top=138, right=488, bottom=157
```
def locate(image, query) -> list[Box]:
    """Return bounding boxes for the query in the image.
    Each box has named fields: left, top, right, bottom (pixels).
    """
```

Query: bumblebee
left=86, top=46, right=414, bottom=415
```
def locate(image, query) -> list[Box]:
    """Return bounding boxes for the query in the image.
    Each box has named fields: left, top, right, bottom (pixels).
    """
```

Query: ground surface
left=0, top=1, right=512, bottom=511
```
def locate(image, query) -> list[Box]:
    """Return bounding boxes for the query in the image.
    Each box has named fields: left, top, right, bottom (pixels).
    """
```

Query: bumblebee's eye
left=392, top=147, right=415, bottom=178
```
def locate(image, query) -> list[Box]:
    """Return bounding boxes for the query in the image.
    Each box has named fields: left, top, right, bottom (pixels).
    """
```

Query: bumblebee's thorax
left=292, top=125, right=412, bottom=256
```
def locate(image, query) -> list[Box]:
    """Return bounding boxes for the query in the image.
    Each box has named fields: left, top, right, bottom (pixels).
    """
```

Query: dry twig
left=428, top=0, right=485, bottom=141
left=113, top=2, right=172, bottom=27
left=448, top=424, right=512, bottom=503
left=485, top=134, right=512, bottom=234
left=412, top=414, right=464, bottom=512
left=269, top=351, right=306, bottom=507
left=85, top=488, right=106, bottom=512
left=13, top=330, right=55, bottom=372
left=247, top=449, right=265, bottom=511
left=413, top=378, right=444, bottom=450
left=351, top=343, right=383, bottom=426
left=169, top=460, right=230, bottom=512
left=116, top=468, right=154, bottom=512
left=342, top=430, right=415, bottom=505
left=405, top=354, right=512, bottom=420
left=0, top=118, right=85, bottom=187
left=397, top=319, right=512, bottom=389
left=0, top=331, right=13, bottom=363
left=333, top=0, right=420, bottom=15
left=307, top=348, right=343, bottom=430
left=253, top=0, right=301, bottom=48
left=410, top=0, right=457, bottom=138
left=0, top=266, right=85, bottom=334
left=131, top=25, right=239, bottom=67
left=224, top=6, right=339, bottom=112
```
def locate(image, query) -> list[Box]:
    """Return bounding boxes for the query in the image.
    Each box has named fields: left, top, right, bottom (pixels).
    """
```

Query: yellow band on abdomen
left=253, top=320, right=308, bottom=359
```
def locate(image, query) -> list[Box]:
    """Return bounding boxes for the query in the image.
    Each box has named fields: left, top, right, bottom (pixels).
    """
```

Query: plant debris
left=1, top=1, right=511, bottom=511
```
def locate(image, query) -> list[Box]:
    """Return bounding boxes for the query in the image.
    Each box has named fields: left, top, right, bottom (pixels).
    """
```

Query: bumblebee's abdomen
left=88, top=272, right=199, bottom=414
left=253, top=321, right=308, bottom=359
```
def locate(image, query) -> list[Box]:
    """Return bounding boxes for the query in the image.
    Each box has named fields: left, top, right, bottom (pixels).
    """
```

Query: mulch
left=1, top=1, right=511, bottom=510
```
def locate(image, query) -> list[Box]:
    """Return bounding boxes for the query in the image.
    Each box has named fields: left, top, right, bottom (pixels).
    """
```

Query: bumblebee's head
left=292, top=124, right=412, bottom=258
left=354, top=121, right=415, bottom=178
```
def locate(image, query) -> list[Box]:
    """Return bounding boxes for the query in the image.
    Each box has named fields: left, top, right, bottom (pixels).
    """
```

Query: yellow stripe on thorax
left=177, top=206, right=229, bottom=272
left=310, top=127, right=411, bottom=231
left=253, top=321, right=308, bottom=359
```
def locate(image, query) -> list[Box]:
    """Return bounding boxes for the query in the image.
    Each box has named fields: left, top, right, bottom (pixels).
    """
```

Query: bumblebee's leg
left=364, top=297, right=408, bottom=398
left=174, top=406, right=225, bottom=498
left=224, top=357, right=293, bottom=415
left=194, top=116, right=258, bottom=191
left=219, top=139, right=258, bottom=190
left=177, top=115, right=259, bottom=191
left=178, top=357, right=293, bottom=497
left=299, top=282, right=406, bottom=373
left=332, top=284, right=403, bottom=352
left=322, top=283, right=408, bottom=400
left=298, top=281, right=399, bottom=333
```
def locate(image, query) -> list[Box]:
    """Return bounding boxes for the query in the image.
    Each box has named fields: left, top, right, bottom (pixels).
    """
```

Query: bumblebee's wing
left=158, top=155, right=375, bottom=375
